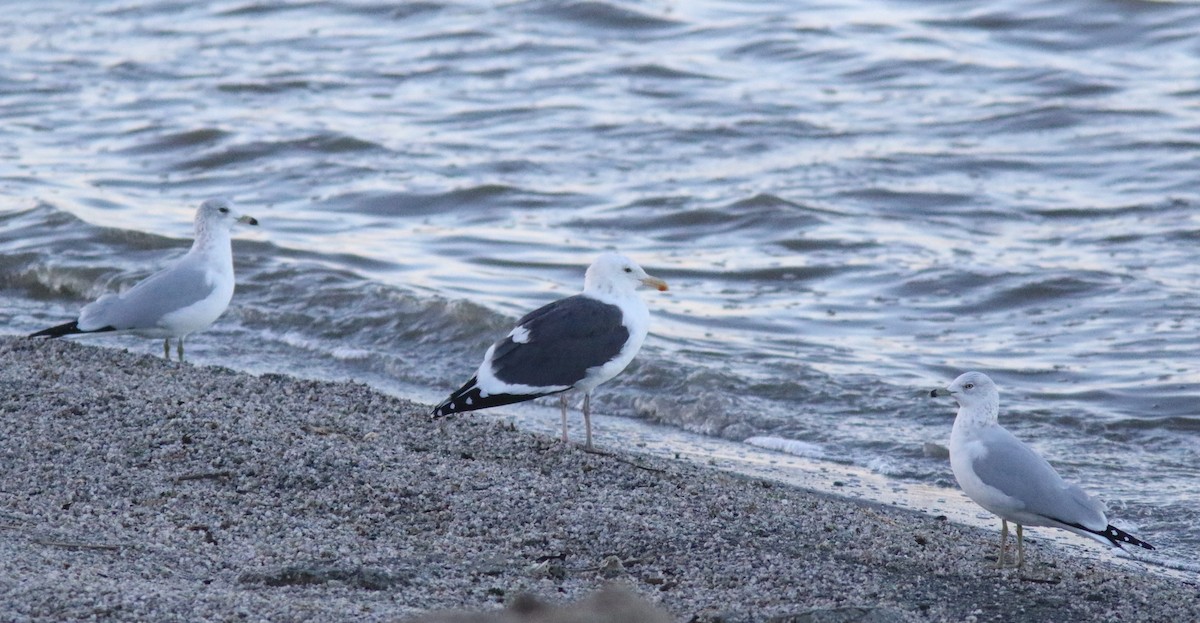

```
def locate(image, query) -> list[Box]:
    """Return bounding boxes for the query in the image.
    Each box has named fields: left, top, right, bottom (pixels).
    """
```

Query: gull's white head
left=583, top=252, right=669, bottom=297
left=195, top=198, right=258, bottom=238
left=932, top=371, right=1000, bottom=423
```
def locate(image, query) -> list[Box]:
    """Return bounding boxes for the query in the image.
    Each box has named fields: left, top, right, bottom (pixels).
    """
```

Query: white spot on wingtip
left=465, top=397, right=473, bottom=406
left=509, top=325, right=531, bottom=344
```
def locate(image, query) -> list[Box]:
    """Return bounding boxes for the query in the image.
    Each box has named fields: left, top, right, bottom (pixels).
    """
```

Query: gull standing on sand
left=29, top=198, right=258, bottom=362
left=432, top=252, right=669, bottom=450
left=931, top=371, right=1154, bottom=567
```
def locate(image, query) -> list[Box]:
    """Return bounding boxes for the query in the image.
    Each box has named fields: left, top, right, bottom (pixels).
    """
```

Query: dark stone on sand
left=766, top=606, right=909, bottom=623
left=238, top=562, right=414, bottom=590
left=408, top=585, right=673, bottom=622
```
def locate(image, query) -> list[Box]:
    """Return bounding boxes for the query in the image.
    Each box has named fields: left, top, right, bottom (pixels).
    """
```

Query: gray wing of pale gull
left=78, top=254, right=216, bottom=331
left=972, top=426, right=1107, bottom=530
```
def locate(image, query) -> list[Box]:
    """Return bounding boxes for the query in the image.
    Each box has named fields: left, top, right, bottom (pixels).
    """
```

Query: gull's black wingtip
left=1068, top=521, right=1155, bottom=551
left=29, top=320, right=82, bottom=339
left=1103, top=524, right=1155, bottom=551
left=431, top=375, right=554, bottom=418
left=28, top=321, right=116, bottom=339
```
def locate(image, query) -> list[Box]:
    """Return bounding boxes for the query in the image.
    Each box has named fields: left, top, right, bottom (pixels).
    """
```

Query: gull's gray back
left=972, top=426, right=1107, bottom=530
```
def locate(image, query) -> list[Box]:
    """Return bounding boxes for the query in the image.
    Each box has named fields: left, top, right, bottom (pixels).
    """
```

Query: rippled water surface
left=3, top=0, right=1200, bottom=557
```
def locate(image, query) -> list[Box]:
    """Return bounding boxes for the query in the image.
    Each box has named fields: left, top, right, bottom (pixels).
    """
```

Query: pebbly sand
left=0, top=336, right=1196, bottom=622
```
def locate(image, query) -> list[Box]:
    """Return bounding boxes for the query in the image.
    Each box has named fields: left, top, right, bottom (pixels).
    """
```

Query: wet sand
left=0, top=336, right=1196, bottom=622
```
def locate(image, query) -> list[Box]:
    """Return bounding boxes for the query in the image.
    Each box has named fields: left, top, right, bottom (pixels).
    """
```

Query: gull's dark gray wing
left=488, top=294, right=629, bottom=388
left=431, top=294, right=631, bottom=417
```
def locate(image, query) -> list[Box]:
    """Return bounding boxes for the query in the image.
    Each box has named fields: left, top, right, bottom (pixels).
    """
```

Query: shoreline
left=1, top=337, right=1196, bottom=622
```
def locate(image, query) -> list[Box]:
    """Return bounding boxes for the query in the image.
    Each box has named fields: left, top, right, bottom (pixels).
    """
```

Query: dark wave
left=895, top=269, right=1124, bottom=314
left=321, top=185, right=585, bottom=218
left=217, top=79, right=344, bottom=94
left=386, top=2, right=446, bottom=20
left=217, top=1, right=325, bottom=17
left=837, top=187, right=977, bottom=211
left=613, top=64, right=719, bottom=81
left=529, top=0, right=682, bottom=30
left=117, top=128, right=231, bottom=155
left=573, top=194, right=829, bottom=242
left=177, top=133, right=385, bottom=169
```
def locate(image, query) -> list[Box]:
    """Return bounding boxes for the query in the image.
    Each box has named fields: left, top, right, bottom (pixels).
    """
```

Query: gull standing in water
left=931, top=371, right=1153, bottom=567
left=30, top=198, right=258, bottom=362
left=432, top=252, right=669, bottom=450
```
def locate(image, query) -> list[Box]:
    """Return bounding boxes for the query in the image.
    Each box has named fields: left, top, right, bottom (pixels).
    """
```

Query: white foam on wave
left=260, top=328, right=373, bottom=362
left=865, top=455, right=908, bottom=477
left=744, top=436, right=825, bottom=459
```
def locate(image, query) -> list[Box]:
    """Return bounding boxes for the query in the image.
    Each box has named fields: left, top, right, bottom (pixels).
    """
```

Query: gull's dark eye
left=964, top=383, right=975, bottom=390
left=623, top=267, right=633, bottom=273
left=218, top=206, right=229, bottom=214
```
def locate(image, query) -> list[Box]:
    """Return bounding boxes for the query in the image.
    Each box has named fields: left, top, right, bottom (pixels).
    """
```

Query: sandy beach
left=0, top=336, right=1196, bottom=622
